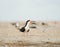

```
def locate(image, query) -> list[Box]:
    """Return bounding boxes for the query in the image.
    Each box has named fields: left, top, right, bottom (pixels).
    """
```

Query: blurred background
left=0, top=0, right=60, bottom=22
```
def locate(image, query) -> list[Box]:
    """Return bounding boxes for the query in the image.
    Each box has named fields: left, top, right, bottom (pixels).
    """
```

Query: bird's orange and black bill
left=30, top=20, right=32, bottom=24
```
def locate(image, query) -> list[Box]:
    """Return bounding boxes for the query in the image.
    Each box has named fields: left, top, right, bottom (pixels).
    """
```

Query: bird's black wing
left=20, top=27, right=25, bottom=32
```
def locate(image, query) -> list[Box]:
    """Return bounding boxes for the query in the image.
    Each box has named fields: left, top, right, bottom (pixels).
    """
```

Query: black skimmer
left=20, top=20, right=32, bottom=32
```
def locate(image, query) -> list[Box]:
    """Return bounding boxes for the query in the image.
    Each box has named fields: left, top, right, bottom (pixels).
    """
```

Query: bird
left=15, top=22, right=20, bottom=27
left=19, top=20, right=32, bottom=32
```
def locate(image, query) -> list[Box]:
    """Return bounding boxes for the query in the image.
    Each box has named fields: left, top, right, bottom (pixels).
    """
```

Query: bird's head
left=26, top=20, right=32, bottom=24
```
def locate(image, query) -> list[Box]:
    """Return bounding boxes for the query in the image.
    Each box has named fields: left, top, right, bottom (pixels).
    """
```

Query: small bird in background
left=19, top=20, right=32, bottom=32
left=11, top=22, right=20, bottom=28
left=15, top=22, right=20, bottom=27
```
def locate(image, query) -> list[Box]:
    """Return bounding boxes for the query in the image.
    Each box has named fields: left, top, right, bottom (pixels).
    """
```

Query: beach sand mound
left=0, top=21, right=60, bottom=47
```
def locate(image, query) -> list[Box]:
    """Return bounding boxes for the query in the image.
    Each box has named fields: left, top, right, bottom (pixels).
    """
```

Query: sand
left=0, top=21, right=60, bottom=47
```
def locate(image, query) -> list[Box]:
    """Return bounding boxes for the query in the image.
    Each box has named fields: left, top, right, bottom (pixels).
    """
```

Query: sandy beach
left=0, top=21, right=60, bottom=47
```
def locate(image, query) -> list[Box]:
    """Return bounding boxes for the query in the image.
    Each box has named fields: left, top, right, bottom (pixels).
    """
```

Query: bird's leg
left=27, top=29, right=30, bottom=32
